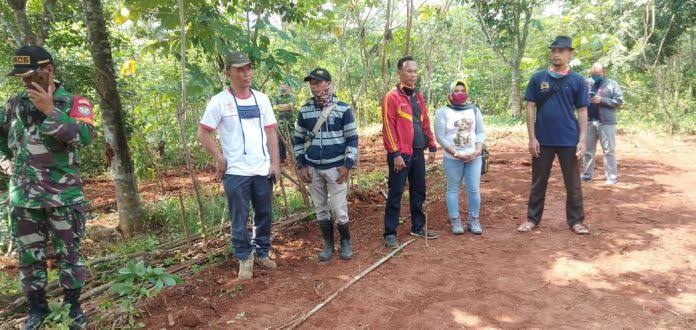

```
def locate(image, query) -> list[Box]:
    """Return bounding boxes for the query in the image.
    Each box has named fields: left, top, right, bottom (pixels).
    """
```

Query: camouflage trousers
left=10, top=203, right=88, bottom=293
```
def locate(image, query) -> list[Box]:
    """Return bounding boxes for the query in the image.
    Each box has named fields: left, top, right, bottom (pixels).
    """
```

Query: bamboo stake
left=282, top=238, right=415, bottom=330
left=219, top=201, right=228, bottom=235
left=176, top=0, right=207, bottom=240
left=278, top=170, right=290, bottom=220
left=178, top=191, right=191, bottom=247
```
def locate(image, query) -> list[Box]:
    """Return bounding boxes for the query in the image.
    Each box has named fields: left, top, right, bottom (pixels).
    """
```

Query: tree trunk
left=0, top=12, right=23, bottom=46
left=35, top=0, right=57, bottom=46
left=510, top=64, right=521, bottom=118
left=380, top=0, right=393, bottom=95
left=81, top=0, right=143, bottom=236
left=403, top=0, right=413, bottom=56
left=653, top=68, right=676, bottom=133
left=6, top=0, right=36, bottom=44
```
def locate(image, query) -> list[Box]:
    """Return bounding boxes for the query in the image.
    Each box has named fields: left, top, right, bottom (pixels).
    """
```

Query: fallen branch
left=281, top=238, right=416, bottom=330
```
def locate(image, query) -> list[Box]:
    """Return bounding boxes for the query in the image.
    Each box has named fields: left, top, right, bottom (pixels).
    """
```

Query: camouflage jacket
left=273, top=93, right=296, bottom=124
left=0, top=84, right=95, bottom=209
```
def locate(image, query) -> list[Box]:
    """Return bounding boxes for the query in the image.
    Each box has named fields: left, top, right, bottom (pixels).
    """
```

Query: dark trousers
left=384, top=149, right=426, bottom=237
left=527, top=146, right=584, bottom=226
left=223, top=174, right=273, bottom=260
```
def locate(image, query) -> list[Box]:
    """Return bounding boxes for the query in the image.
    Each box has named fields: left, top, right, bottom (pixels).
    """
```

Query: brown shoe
left=256, top=257, right=277, bottom=269
left=238, top=257, right=254, bottom=280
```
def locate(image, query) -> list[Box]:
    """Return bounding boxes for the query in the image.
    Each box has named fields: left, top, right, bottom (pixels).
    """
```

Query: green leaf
left=162, top=275, right=177, bottom=287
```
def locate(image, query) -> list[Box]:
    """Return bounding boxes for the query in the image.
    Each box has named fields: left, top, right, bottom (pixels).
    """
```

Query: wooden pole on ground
left=282, top=238, right=416, bottom=330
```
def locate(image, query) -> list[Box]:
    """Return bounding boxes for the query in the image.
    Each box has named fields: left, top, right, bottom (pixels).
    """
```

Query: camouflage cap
left=225, top=51, right=251, bottom=68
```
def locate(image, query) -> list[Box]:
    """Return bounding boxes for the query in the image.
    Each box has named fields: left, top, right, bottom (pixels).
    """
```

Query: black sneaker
left=384, top=234, right=399, bottom=249
left=410, top=229, right=439, bottom=239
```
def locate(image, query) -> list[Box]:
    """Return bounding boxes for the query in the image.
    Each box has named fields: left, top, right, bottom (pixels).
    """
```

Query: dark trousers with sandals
left=384, top=149, right=426, bottom=237
left=527, top=146, right=584, bottom=226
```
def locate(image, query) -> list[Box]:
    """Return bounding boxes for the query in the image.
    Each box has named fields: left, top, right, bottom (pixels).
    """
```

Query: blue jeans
left=443, top=156, right=482, bottom=220
left=223, top=174, right=273, bottom=260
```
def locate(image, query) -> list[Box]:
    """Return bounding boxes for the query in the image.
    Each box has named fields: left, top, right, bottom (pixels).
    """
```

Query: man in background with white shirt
left=197, top=51, right=281, bottom=280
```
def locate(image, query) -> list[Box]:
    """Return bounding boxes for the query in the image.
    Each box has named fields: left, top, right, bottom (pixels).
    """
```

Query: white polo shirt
left=199, top=88, right=277, bottom=176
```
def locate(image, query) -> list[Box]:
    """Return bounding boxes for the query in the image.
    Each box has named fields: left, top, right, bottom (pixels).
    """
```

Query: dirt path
left=141, top=132, right=696, bottom=329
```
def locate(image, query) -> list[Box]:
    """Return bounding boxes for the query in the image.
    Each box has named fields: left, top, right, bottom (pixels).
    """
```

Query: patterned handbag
left=481, top=145, right=490, bottom=175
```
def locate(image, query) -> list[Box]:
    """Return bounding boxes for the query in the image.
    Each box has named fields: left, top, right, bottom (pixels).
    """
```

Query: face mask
left=313, top=86, right=333, bottom=108
left=450, top=92, right=468, bottom=105
left=591, top=75, right=603, bottom=84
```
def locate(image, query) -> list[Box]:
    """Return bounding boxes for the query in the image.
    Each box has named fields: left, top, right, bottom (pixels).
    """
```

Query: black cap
left=303, top=68, right=331, bottom=82
left=8, top=45, right=54, bottom=77
left=549, top=36, right=574, bottom=50
left=225, top=51, right=251, bottom=68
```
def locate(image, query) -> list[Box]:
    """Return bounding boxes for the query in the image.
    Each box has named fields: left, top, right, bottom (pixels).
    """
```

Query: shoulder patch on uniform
left=336, top=101, right=349, bottom=107
left=70, top=95, right=95, bottom=126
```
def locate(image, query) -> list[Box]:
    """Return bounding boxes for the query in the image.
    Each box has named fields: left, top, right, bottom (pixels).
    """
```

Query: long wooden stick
left=278, top=170, right=290, bottom=220
left=178, top=191, right=191, bottom=247
left=282, top=238, right=416, bottom=330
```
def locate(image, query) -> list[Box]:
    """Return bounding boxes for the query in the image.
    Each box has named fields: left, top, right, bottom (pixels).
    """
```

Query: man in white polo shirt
left=197, top=51, right=281, bottom=280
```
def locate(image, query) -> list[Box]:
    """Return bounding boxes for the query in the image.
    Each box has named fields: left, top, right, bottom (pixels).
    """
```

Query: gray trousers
left=308, top=166, right=349, bottom=225
left=583, top=121, right=617, bottom=181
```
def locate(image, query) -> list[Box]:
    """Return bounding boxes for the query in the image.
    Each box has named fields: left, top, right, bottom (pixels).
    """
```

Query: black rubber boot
left=63, top=288, right=87, bottom=330
left=317, top=220, right=334, bottom=262
left=24, top=289, right=48, bottom=330
left=337, top=223, right=353, bottom=260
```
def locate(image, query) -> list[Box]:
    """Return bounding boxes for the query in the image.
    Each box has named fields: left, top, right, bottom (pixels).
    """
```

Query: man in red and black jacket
left=381, top=56, right=439, bottom=248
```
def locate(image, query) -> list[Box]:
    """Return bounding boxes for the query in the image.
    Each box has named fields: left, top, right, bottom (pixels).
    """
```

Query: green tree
left=82, top=0, right=143, bottom=236
left=467, top=0, right=544, bottom=118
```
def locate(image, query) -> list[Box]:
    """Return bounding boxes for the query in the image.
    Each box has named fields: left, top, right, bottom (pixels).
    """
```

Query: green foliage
left=0, top=191, right=9, bottom=253
left=41, top=300, right=72, bottom=330
left=107, top=234, right=159, bottom=256
left=0, top=271, right=20, bottom=301
left=141, top=189, right=226, bottom=235
left=110, top=260, right=181, bottom=298
left=105, top=260, right=180, bottom=329
left=356, top=168, right=387, bottom=190
left=272, top=187, right=311, bottom=220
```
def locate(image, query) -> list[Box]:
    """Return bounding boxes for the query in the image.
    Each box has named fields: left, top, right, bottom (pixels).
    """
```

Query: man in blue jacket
left=582, top=62, right=624, bottom=185
left=518, top=36, right=591, bottom=235
left=293, top=68, right=359, bottom=261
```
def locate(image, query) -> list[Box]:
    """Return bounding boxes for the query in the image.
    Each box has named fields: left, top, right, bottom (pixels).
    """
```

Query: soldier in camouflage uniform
left=1, top=46, right=95, bottom=330
left=272, top=82, right=296, bottom=163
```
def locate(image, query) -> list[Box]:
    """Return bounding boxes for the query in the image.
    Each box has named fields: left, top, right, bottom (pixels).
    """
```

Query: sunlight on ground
left=545, top=226, right=696, bottom=315
left=450, top=308, right=482, bottom=327
left=493, top=314, right=521, bottom=323
left=667, top=293, right=696, bottom=315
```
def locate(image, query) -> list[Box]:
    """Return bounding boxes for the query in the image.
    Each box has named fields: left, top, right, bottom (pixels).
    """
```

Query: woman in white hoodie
left=434, top=79, right=486, bottom=235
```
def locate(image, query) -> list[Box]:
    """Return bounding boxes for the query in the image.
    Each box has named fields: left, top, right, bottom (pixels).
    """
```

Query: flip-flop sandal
left=517, top=221, right=536, bottom=232
left=572, top=223, right=590, bottom=235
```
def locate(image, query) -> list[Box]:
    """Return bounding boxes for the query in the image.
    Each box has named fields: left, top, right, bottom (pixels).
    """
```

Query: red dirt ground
left=136, top=132, right=696, bottom=329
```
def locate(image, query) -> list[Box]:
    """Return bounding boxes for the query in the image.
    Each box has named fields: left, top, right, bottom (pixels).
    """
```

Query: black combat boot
left=63, top=288, right=87, bottom=330
left=337, top=223, right=353, bottom=260
left=317, top=220, right=334, bottom=262
left=24, top=289, right=48, bottom=330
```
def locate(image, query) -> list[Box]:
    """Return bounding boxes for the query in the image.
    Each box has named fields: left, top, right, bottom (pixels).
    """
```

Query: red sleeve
left=198, top=123, right=215, bottom=132
left=381, top=91, right=400, bottom=156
